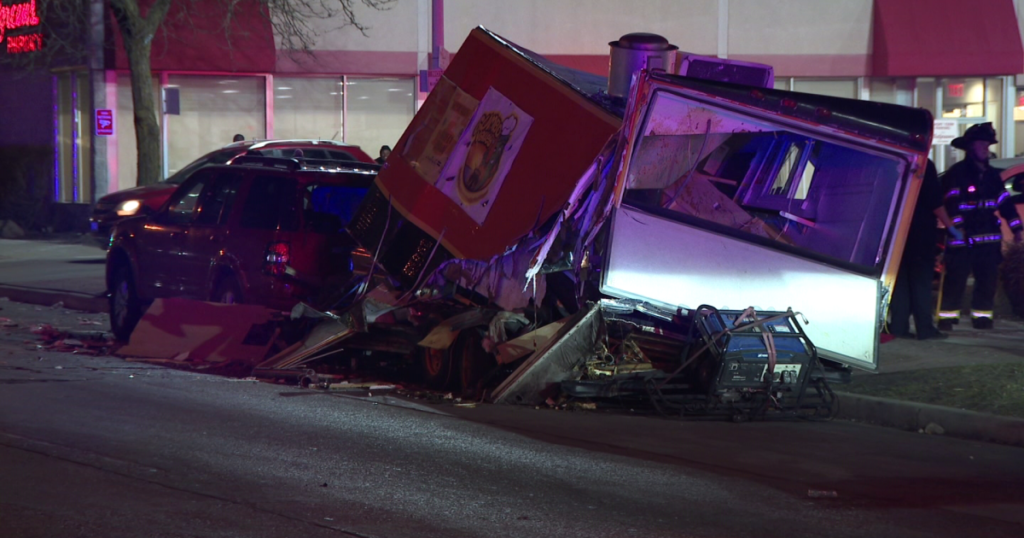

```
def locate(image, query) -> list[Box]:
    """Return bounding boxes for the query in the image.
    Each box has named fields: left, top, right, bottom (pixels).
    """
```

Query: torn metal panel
left=491, top=304, right=603, bottom=405
left=418, top=309, right=496, bottom=350
left=429, top=239, right=547, bottom=312
left=486, top=311, right=530, bottom=349
left=526, top=135, right=621, bottom=281
left=117, top=298, right=278, bottom=365
left=494, top=317, right=569, bottom=365
left=257, top=305, right=366, bottom=370
left=361, top=284, right=404, bottom=322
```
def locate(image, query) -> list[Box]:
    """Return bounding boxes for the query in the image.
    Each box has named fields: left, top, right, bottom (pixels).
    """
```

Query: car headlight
left=115, top=200, right=142, bottom=216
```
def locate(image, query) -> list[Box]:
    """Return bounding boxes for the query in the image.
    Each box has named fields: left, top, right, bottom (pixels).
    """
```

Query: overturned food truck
left=257, top=27, right=934, bottom=419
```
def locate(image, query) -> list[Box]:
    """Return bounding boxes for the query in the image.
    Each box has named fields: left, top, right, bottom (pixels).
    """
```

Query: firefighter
left=937, top=122, right=1023, bottom=330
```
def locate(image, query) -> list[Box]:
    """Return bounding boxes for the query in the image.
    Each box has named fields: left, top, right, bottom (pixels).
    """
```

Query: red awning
left=110, top=1, right=275, bottom=73
left=872, top=0, right=1023, bottom=77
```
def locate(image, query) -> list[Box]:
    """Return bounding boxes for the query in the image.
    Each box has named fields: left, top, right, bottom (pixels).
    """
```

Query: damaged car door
left=602, top=71, right=932, bottom=370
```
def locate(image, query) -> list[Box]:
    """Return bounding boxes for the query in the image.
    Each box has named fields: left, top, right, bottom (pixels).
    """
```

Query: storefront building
left=2, top=0, right=1024, bottom=226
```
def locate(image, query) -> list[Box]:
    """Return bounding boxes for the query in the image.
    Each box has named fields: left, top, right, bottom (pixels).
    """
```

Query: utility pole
left=431, top=0, right=443, bottom=71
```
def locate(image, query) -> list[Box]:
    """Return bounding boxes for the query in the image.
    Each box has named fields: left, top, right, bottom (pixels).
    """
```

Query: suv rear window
left=260, top=148, right=357, bottom=162
left=239, top=176, right=300, bottom=231
left=304, top=184, right=369, bottom=233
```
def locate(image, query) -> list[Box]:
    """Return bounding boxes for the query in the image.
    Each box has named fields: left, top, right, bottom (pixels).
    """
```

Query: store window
left=940, top=78, right=986, bottom=118
left=1015, top=89, right=1024, bottom=157
left=344, top=77, right=416, bottom=158
left=53, top=71, right=91, bottom=203
left=274, top=77, right=344, bottom=141
left=917, top=79, right=937, bottom=112
left=165, top=75, right=265, bottom=175
left=868, top=79, right=914, bottom=106
left=937, top=77, right=1005, bottom=167
left=792, top=79, right=858, bottom=99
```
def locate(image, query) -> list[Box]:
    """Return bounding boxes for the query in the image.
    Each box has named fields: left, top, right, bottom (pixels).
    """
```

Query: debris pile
left=29, top=324, right=115, bottom=356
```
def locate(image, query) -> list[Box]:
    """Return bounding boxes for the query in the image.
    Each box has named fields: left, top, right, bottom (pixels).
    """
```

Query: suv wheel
left=213, top=276, right=243, bottom=304
left=456, top=328, right=495, bottom=398
left=420, top=346, right=454, bottom=390
left=110, top=265, right=142, bottom=341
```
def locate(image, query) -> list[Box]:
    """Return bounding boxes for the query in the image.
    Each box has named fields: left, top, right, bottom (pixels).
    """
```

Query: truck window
left=623, top=91, right=907, bottom=271
left=768, top=143, right=802, bottom=196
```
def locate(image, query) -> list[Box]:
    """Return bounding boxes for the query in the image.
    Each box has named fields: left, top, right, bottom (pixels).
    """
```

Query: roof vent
left=608, top=33, right=678, bottom=98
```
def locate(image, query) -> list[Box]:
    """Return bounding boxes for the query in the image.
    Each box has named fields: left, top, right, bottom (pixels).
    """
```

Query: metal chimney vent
left=608, top=33, right=678, bottom=98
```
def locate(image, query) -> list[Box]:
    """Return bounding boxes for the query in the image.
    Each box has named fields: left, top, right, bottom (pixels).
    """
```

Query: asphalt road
left=2, top=300, right=1024, bottom=537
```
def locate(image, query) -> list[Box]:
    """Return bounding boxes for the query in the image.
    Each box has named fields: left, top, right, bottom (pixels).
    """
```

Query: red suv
left=105, top=156, right=377, bottom=340
left=90, top=140, right=374, bottom=246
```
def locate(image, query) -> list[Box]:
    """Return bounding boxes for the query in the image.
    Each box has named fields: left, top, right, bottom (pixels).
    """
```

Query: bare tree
left=3, top=0, right=397, bottom=187
left=111, top=0, right=397, bottom=186
left=108, top=0, right=171, bottom=188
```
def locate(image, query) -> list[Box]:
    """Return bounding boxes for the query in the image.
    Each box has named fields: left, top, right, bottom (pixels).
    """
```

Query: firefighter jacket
left=941, top=159, right=1023, bottom=248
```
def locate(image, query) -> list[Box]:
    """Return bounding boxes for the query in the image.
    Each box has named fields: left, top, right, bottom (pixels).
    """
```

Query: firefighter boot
left=972, top=317, right=994, bottom=330
left=938, top=319, right=955, bottom=331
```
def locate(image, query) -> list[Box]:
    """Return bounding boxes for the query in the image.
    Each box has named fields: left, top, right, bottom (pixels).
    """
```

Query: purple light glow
left=71, top=75, right=79, bottom=202
left=52, top=75, right=59, bottom=201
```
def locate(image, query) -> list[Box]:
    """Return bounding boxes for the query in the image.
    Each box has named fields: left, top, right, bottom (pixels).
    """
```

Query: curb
left=836, top=391, right=1024, bottom=448
left=0, top=284, right=108, bottom=314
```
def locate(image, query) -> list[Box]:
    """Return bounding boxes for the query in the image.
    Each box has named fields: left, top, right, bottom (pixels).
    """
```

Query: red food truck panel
left=376, top=27, right=621, bottom=261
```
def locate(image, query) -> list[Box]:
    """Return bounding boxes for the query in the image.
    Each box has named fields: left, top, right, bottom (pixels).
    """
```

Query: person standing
left=937, top=122, right=1023, bottom=330
left=889, top=159, right=958, bottom=339
left=376, top=145, right=391, bottom=165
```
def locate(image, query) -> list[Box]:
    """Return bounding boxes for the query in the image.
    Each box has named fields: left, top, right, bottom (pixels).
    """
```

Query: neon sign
left=0, top=0, right=42, bottom=54
left=947, top=83, right=965, bottom=98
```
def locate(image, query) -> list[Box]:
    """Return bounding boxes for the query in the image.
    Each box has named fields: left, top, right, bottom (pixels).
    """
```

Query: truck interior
left=622, top=90, right=909, bottom=275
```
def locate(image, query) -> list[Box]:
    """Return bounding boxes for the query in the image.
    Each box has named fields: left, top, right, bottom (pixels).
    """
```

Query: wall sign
left=1, top=0, right=42, bottom=54
left=433, top=87, right=534, bottom=225
left=933, top=119, right=959, bottom=146
left=96, top=109, right=114, bottom=137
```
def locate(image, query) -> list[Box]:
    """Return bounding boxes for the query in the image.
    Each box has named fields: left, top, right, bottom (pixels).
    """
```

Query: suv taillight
left=263, top=241, right=291, bottom=276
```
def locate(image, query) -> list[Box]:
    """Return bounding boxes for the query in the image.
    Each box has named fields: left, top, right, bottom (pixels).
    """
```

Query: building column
left=717, top=0, right=729, bottom=59
left=265, top=74, right=274, bottom=139
left=1001, top=75, right=1015, bottom=158
left=88, top=0, right=108, bottom=200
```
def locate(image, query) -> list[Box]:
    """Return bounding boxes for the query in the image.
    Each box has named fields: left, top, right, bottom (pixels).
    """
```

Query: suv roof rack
left=230, top=155, right=301, bottom=171
left=229, top=155, right=380, bottom=175
left=223, top=139, right=359, bottom=150
left=249, top=139, right=354, bottom=148
left=297, top=159, right=380, bottom=175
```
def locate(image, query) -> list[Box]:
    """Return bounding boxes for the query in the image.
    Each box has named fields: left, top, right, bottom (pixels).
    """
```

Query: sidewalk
left=2, top=237, right=1023, bottom=447
left=840, top=322, right=1024, bottom=447
left=0, top=236, right=108, bottom=313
